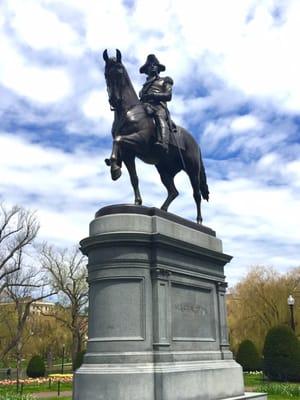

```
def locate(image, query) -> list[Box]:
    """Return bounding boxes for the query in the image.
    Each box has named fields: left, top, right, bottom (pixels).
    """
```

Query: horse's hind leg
left=159, top=171, right=179, bottom=211
left=123, top=157, right=142, bottom=205
left=188, top=172, right=202, bottom=224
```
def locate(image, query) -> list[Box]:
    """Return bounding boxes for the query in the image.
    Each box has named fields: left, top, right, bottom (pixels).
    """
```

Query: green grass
left=45, top=398, right=71, bottom=400
left=0, top=382, right=72, bottom=394
left=0, top=378, right=72, bottom=399
left=0, top=390, right=72, bottom=400
left=245, top=372, right=300, bottom=398
left=0, top=395, right=34, bottom=400
left=0, top=397, right=71, bottom=400
left=244, top=372, right=265, bottom=386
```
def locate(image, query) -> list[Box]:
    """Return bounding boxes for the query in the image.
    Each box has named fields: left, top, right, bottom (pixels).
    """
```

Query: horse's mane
left=121, top=63, right=139, bottom=107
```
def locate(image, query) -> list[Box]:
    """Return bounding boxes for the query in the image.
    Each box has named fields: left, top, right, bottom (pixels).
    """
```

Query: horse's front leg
left=123, top=157, right=142, bottom=205
left=105, top=138, right=122, bottom=181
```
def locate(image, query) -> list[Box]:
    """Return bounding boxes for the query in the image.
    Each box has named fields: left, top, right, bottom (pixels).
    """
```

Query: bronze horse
left=103, top=49, right=209, bottom=223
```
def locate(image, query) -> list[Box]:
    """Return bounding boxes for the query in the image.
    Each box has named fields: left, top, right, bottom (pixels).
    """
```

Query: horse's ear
left=116, top=49, right=122, bottom=63
left=103, top=49, right=109, bottom=62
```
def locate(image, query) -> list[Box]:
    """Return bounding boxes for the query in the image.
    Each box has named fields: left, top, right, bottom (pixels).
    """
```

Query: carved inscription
left=171, top=283, right=215, bottom=341
left=174, top=303, right=208, bottom=316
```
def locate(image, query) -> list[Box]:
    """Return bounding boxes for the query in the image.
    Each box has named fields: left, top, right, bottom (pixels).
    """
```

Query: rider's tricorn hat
left=139, top=54, right=166, bottom=74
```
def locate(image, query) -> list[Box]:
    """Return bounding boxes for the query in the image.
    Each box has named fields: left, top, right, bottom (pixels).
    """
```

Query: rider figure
left=139, top=54, right=173, bottom=153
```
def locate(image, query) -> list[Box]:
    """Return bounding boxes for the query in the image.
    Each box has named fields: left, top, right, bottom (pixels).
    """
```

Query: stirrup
left=154, top=141, right=168, bottom=153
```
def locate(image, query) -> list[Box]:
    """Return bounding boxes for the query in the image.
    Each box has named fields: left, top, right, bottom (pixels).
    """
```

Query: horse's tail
left=199, top=152, right=209, bottom=201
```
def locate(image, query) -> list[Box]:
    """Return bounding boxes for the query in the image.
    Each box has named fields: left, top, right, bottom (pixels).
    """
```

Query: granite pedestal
left=73, top=205, right=266, bottom=400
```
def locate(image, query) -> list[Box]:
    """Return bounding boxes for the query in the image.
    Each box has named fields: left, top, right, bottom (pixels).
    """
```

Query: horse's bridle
left=103, top=51, right=125, bottom=112
left=106, top=71, right=124, bottom=111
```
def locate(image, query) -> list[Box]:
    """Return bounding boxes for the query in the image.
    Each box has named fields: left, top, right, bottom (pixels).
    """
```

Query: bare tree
left=39, top=245, right=88, bottom=368
left=0, top=204, right=39, bottom=296
left=0, top=253, right=56, bottom=380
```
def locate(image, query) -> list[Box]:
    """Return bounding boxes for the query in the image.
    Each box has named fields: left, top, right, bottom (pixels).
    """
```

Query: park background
left=0, top=0, right=300, bottom=399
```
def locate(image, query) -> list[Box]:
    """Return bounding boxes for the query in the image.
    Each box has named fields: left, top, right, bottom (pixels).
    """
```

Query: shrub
left=73, top=350, right=85, bottom=371
left=26, top=355, right=45, bottom=378
left=263, top=325, right=300, bottom=382
left=236, top=339, right=261, bottom=371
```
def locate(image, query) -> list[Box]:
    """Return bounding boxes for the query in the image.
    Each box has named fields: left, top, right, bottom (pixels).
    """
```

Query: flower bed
left=0, top=374, right=72, bottom=387
left=48, top=374, right=73, bottom=383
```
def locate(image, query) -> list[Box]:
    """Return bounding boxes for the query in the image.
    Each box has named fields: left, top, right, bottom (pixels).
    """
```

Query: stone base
left=74, top=359, right=265, bottom=400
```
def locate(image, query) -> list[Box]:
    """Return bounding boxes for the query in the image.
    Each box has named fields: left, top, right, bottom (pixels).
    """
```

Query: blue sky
left=0, top=0, right=299, bottom=285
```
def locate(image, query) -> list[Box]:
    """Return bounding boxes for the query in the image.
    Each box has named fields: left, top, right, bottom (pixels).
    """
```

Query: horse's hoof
left=111, top=167, right=122, bottom=181
left=135, top=199, right=142, bottom=205
left=197, top=219, right=203, bottom=224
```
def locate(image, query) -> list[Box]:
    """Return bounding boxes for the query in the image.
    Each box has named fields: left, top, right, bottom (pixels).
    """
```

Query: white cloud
left=199, top=0, right=300, bottom=112
left=213, top=179, right=298, bottom=243
left=230, top=115, right=262, bottom=132
left=0, top=133, right=115, bottom=241
left=3, top=0, right=300, bottom=112
left=7, top=0, right=83, bottom=56
left=82, top=89, right=111, bottom=122
left=283, top=160, right=300, bottom=187
left=206, top=176, right=300, bottom=282
left=2, top=0, right=300, bottom=112
left=0, top=33, right=71, bottom=103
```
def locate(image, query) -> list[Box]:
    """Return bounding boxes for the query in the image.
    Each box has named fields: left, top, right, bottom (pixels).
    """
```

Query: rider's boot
left=154, top=117, right=169, bottom=154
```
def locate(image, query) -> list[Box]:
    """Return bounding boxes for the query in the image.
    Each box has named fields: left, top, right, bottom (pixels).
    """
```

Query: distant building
left=0, top=288, right=11, bottom=303
left=29, top=299, right=56, bottom=315
left=0, top=295, right=56, bottom=315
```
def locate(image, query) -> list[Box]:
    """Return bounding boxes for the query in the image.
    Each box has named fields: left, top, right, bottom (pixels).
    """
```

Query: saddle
left=168, top=127, right=185, bottom=151
left=126, top=104, right=185, bottom=151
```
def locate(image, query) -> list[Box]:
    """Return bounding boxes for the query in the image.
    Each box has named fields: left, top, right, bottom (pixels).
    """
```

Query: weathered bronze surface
left=139, top=54, right=173, bottom=154
left=103, top=49, right=209, bottom=223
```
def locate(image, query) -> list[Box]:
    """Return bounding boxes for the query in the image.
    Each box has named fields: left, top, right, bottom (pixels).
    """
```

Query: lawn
left=268, top=396, right=299, bottom=400
left=0, top=397, right=71, bottom=400
left=46, top=398, right=71, bottom=400
left=0, top=382, right=72, bottom=395
left=245, top=372, right=300, bottom=399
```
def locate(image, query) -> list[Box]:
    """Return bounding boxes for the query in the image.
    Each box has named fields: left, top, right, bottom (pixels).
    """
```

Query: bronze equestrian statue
left=103, top=49, right=209, bottom=224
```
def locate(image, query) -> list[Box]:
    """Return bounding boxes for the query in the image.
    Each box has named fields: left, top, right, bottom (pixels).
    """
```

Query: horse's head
left=103, top=49, right=126, bottom=110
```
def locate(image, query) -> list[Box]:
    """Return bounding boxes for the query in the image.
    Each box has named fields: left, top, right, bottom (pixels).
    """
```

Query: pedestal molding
left=74, top=207, right=266, bottom=400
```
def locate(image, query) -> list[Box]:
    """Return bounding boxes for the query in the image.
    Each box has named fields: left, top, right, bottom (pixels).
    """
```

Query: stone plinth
left=73, top=205, right=266, bottom=400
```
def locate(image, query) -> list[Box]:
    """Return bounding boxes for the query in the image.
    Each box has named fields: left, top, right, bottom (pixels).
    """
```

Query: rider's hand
left=141, top=93, right=151, bottom=102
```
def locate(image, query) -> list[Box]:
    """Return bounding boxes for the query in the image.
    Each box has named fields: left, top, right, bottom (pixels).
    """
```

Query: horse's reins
left=164, top=107, right=187, bottom=172
left=170, top=129, right=187, bottom=172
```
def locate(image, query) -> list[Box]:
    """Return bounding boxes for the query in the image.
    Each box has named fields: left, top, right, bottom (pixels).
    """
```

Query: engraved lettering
left=174, top=303, right=207, bottom=315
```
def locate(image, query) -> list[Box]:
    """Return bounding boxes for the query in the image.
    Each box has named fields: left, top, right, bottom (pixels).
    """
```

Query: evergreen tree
left=236, top=339, right=261, bottom=371
left=263, top=325, right=300, bottom=381
left=26, top=355, right=45, bottom=378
